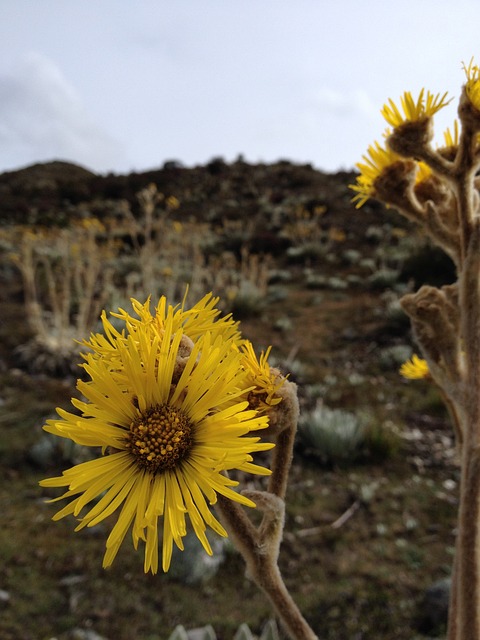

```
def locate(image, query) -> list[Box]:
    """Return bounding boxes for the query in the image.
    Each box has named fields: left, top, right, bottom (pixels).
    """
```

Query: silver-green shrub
left=298, top=403, right=365, bottom=465
left=167, top=619, right=279, bottom=640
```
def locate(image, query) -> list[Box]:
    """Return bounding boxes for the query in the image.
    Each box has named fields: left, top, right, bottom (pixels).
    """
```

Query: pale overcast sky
left=0, top=0, right=479, bottom=175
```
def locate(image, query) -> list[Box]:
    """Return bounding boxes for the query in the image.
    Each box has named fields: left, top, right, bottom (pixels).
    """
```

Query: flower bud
left=387, top=117, right=434, bottom=158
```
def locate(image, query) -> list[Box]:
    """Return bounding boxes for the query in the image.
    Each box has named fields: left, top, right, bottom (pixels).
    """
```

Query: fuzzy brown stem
left=454, top=169, right=477, bottom=264
left=267, top=378, right=299, bottom=500
left=216, top=495, right=318, bottom=640
left=268, top=420, right=296, bottom=500
left=439, top=391, right=464, bottom=452
left=450, top=446, right=480, bottom=640
left=250, top=555, right=318, bottom=640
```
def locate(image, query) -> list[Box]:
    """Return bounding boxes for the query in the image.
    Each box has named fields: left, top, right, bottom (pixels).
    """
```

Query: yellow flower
left=463, top=58, right=480, bottom=111
left=239, top=341, right=284, bottom=411
left=328, top=227, right=347, bottom=243
left=85, top=293, right=242, bottom=366
left=40, top=299, right=273, bottom=574
left=75, top=217, right=106, bottom=233
left=350, top=140, right=401, bottom=208
left=160, top=266, right=173, bottom=277
left=443, top=120, right=459, bottom=148
left=381, top=89, right=451, bottom=128
left=399, top=354, right=430, bottom=380
left=166, top=195, right=180, bottom=210
left=415, top=161, right=432, bottom=184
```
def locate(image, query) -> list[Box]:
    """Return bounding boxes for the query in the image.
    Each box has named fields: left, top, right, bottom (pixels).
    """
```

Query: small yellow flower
left=75, top=217, right=105, bottom=233
left=328, top=227, right=347, bottom=243
left=443, top=120, right=459, bottom=148
left=40, top=296, right=274, bottom=574
left=381, top=89, right=451, bottom=128
left=415, top=161, right=432, bottom=184
left=350, top=140, right=401, bottom=208
left=6, top=251, right=21, bottom=264
left=399, top=354, right=430, bottom=380
left=463, top=58, right=480, bottom=111
left=166, top=195, right=180, bottom=210
left=391, top=227, right=407, bottom=239
left=240, top=341, right=284, bottom=411
left=314, top=205, right=327, bottom=217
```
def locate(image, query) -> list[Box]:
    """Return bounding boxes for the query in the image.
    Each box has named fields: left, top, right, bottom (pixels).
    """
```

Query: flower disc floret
left=381, top=89, right=451, bottom=128
left=127, top=404, right=193, bottom=473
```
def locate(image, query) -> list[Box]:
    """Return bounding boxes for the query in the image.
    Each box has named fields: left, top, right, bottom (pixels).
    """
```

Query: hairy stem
left=450, top=445, right=480, bottom=640
left=447, top=143, right=480, bottom=639
left=215, top=377, right=317, bottom=639
left=216, top=495, right=318, bottom=640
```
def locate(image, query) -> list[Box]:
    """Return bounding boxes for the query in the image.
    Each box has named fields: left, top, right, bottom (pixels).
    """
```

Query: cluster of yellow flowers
left=40, top=293, right=282, bottom=574
left=350, top=60, right=480, bottom=208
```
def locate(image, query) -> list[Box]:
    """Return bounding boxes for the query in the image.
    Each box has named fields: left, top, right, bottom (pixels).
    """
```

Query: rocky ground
left=0, top=159, right=458, bottom=639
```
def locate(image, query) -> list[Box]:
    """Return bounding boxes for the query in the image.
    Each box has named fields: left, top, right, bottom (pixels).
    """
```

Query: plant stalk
left=447, top=155, right=480, bottom=638
left=216, top=495, right=318, bottom=640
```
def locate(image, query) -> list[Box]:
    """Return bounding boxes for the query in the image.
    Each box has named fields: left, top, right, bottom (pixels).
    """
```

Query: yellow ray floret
left=381, top=89, right=451, bottom=128
left=350, top=140, right=400, bottom=208
left=83, top=292, right=242, bottom=367
left=443, top=120, right=459, bottom=148
left=40, top=298, right=274, bottom=574
left=415, top=161, right=432, bottom=184
left=399, top=354, right=430, bottom=380
left=463, top=58, right=480, bottom=111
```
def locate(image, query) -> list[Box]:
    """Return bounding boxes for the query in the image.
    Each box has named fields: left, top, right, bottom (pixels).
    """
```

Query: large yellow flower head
left=40, top=296, right=275, bottom=574
left=350, top=139, right=401, bottom=208
left=381, top=89, right=451, bottom=128
left=463, top=58, right=480, bottom=111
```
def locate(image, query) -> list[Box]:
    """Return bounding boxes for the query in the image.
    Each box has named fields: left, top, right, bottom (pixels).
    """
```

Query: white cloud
left=0, top=52, right=125, bottom=172
left=310, top=87, right=378, bottom=119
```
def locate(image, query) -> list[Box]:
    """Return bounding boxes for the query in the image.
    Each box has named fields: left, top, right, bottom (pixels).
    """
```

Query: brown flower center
left=127, top=404, right=193, bottom=473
